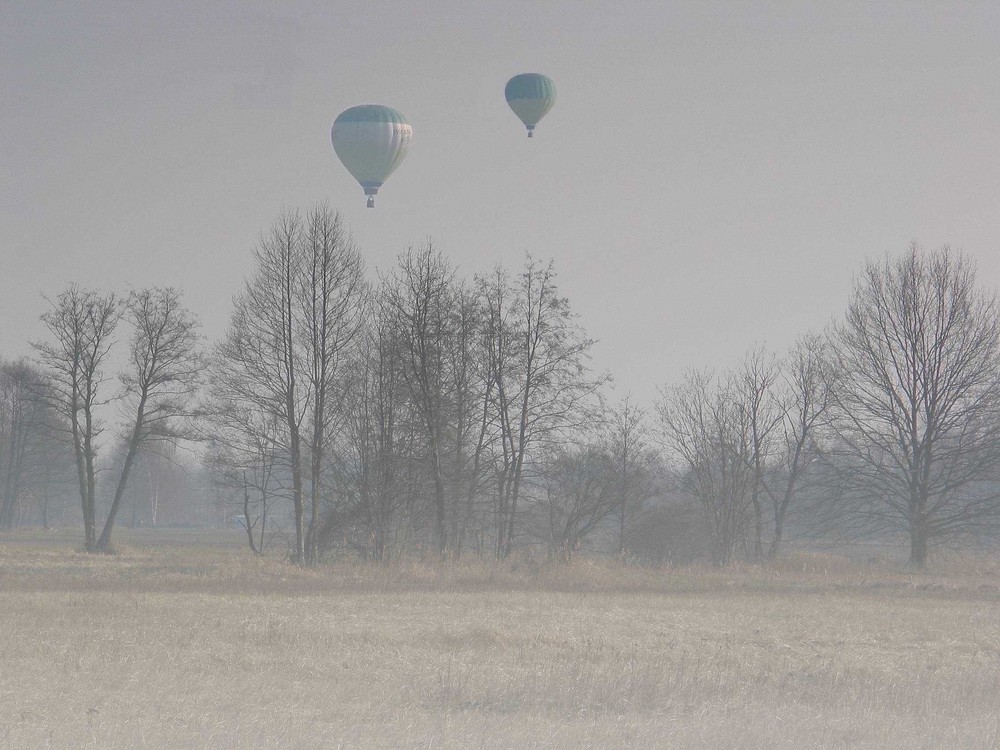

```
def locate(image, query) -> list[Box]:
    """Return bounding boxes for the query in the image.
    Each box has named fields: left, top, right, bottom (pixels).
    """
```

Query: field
left=1, top=530, right=999, bottom=749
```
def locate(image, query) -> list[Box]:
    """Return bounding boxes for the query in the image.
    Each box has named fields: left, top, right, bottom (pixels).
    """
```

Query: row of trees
left=13, top=204, right=1000, bottom=567
left=656, top=248, right=1000, bottom=567
left=204, top=206, right=609, bottom=563
left=27, top=287, right=203, bottom=551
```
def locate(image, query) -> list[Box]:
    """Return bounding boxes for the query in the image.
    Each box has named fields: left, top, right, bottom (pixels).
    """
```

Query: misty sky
left=3, top=1, right=999, bottom=405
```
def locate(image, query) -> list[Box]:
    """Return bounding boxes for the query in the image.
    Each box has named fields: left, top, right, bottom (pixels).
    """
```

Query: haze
left=3, top=1, right=1000, bottom=403
left=7, top=5, right=1000, bottom=748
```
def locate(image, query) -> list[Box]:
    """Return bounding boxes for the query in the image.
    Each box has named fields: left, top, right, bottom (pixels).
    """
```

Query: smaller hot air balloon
left=505, top=73, right=556, bottom=137
left=331, top=105, right=412, bottom=208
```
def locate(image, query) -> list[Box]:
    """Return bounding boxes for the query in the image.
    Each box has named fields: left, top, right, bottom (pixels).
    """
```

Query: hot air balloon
left=504, top=73, right=556, bottom=137
left=331, top=105, right=412, bottom=208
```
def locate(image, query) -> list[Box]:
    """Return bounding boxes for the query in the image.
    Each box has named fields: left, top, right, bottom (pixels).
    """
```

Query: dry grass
left=1, top=529, right=999, bottom=749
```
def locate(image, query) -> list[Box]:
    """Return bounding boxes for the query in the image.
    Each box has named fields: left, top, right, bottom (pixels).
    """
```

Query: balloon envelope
left=504, top=74, right=556, bottom=136
left=331, top=105, right=412, bottom=206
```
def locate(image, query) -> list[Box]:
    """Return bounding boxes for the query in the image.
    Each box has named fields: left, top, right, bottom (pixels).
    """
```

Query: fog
left=3, top=3, right=1000, bottom=748
left=4, top=3, right=1000, bottom=407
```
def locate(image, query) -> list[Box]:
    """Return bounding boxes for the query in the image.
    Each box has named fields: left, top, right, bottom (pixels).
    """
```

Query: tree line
left=4, top=205, right=1000, bottom=568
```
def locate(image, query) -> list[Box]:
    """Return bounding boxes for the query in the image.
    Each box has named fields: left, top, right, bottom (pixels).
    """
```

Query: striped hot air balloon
left=331, top=105, right=412, bottom=208
left=504, top=74, right=556, bottom=137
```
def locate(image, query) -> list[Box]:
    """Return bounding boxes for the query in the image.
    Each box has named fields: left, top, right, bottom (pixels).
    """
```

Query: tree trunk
left=69, top=402, right=90, bottom=548
left=909, top=521, right=928, bottom=567
left=289, top=427, right=305, bottom=563
left=242, top=472, right=261, bottom=556
left=768, top=513, right=785, bottom=560
left=41, top=487, right=50, bottom=530
left=305, top=430, right=322, bottom=564
left=96, top=434, right=141, bottom=552
left=751, top=491, right=764, bottom=562
left=432, top=446, right=447, bottom=558
left=96, top=388, right=149, bottom=553
left=83, top=408, right=98, bottom=552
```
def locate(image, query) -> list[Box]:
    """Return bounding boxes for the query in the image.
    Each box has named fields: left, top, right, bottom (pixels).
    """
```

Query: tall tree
left=733, top=348, right=782, bottom=561
left=33, top=287, right=121, bottom=551
left=446, top=281, right=494, bottom=559
left=383, top=244, right=456, bottom=556
left=656, top=369, right=758, bottom=566
left=338, top=293, right=415, bottom=561
left=216, top=212, right=310, bottom=561
left=300, top=205, right=366, bottom=563
left=204, top=336, right=291, bottom=557
left=481, top=258, right=606, bottom=559
left=828, top=245, right=1000, bottom=566
left=763, top=334, right=833, bottom=559
left=95, top=288, right=203, bottom=552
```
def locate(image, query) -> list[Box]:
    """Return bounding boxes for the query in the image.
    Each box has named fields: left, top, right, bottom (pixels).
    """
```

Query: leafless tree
left=733, top=348, right=782, bottom=561
left=537, top=445, right=617, bottom=561
left=299, top=205, right=366, bottom=563
left=0, top=360, right=46, bottom=528
left=94, top=288, right=203, bottom=551
left=28, top=394, right=75, bottom=530
left=606, top=396, right=656, bottom=558
left=762, top=334, right=834, bottom=558
left=203, top=339, right=291, bottom=556
left=33, top=286, right=121, bottom=551
left=382, top=244, right=457, bottom=556
left=827, top=245, right=1000, bottom=566
left=0, top=362, right=76, bottom=530
left=656, top=370, right=759, bottom=566
left=378, top=245, right=493, bottom=559
left=336, top=294, right=416, bottom=561
left=444, top=281, right=494, bottom=559
left=210, top=207, right=370, bottom=563
left=204, top=408, right=284, bottom=556
left=216, top=212, right=310, bottom=561
left=480, top=257, right=607, bottom=559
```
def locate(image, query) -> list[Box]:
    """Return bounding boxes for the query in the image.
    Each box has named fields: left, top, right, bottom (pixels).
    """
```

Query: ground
left=1, top=529, right=998, bottom=749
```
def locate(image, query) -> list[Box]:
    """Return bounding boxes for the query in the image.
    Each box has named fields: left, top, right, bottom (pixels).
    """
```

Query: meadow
left=1, top=529, right=998, bottom=749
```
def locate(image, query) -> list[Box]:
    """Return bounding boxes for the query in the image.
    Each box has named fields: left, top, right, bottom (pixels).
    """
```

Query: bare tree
left=216, top=212, right=310, bottom=562
left=28, top=394, right=75, bottom=530
left=480, top=257, right=606, bottom=559
left=762, top=334, right=833, bottom=559
left=656, top=370, right=758, bottom=566
left=33, top=287, right=121, bottom=551
left=537, top=445, right=617, bottom=561
left=317, top=245, right=489, bottom=563
left=828, top=245, right=1000, bottom=566
left=733, top=348, right=782, bottom=561
left=94, top=288, right=203, bottom=551
left=204, top=409, right=284, bottom=556
left=337, top=295, right=416, bottom=561
left=448, top=281, right=494, bottom=559
left=299, top=205, right=366, bottom=563
left=0, top=360, right=49, bottom=529
left=203, top=338, right=291, bottom=556
left=382, top=244, right=458, bottom=556
left=606, top=396, right=656, bottom=559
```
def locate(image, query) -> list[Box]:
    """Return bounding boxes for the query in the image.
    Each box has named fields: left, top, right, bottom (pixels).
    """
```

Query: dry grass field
left=1, top=530, right=999, bottom=749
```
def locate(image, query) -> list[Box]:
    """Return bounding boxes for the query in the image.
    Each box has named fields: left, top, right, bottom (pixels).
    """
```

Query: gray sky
left=3, top=1, right=999, bottom=405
